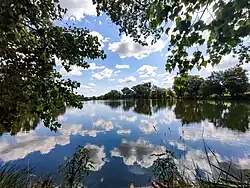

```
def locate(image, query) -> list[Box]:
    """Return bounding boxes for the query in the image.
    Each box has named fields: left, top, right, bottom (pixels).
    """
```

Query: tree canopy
left=221, top=66, right=248, bottom=96
left=0, top=0, right=106, bottom=130
left=173, top=66, right=249, bottom=99
left=94, top=0, right=250, bottom=73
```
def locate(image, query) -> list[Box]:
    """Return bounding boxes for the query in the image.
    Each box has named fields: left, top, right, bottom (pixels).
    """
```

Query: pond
left=1, top=100, right=250, bottom=187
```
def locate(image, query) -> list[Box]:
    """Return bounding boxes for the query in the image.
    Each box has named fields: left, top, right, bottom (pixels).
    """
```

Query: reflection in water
left=180, top=121, right=250, bottom=145
left=122, top=100, right=135, bottom=111
left=84, top=144, right=106, bottom=171
left=93, top=119, right=114, bottom=131
left=1, top=100, right=250, bottom=187
left=111, top=139, right=166, bottom=168
left=117, top=129, right=131, bottom=135
left=0, top=105, right=66, bottom=136
left=0, top=124, right=104, bottom=162
left=134, top=100, right=152, bottom=115
left=117, top=100, right=250, bottom=132
left=103, top=99, right=250, bottom=132
left=103, top=100, right=122, bottom=109
left=119, top=114, right=137, bottom=122
left=139, top=119, right=157, bottom=134
left=174, top=101, right=250, bottom=132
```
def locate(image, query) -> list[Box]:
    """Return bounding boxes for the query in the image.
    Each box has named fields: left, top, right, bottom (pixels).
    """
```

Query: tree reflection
left=134, top=100, right=152, bottom=115
left=174, top=101, right=207, bottom=124
left=219, top=103, right=250, bottom=132
left=175, top=101, right=250, bottom=132
left=131, top=100, right=174, bottom=116
left=103, top=99, right=250, bottom=132
left=103, top=100, right=122, bottom=109
left=0, top=104, right=66, bottom=136
left=152, top=99, right=175, bottom=113
left=122, top=100, right=135, bottom=111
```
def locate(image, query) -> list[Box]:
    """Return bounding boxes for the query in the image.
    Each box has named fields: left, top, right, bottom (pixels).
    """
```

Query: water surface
left=1, top=100, right=250, bottom=187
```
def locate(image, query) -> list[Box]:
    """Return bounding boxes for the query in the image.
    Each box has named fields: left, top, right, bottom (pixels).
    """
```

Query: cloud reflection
left=119, top=115, right=137, bottom=122
left=180, top=121, right=250, bottom=145
left=65, top=104, right=96, bottom=117
left=110, top=139, right=165, bottom=168
left=85, top=144, right=106, bottom=171
left=0, top=124, right=104, bottom=162
left=93, top=119, right=114, bottom=131
left=117, top=129, right=131, bottom=135
left=139, top=119, right=157, bottom=134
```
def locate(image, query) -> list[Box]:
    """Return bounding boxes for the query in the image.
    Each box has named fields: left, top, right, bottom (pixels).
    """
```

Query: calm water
left=1, top=100, right=250, bottom=187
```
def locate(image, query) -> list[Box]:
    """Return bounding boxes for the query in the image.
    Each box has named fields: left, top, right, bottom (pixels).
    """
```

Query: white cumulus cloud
left=118, top=76, right=136, bottom=83
left=60, top=0, right=97, bottom=21
left=169, top=140, right=186, bottom=151
left=137, top=65, right=158, bottom=78
left=141, top=78, right=158, bottom=84
left=59, top=65, right=85, bottom=76
left=92, top=68, right=113, bottom=80
left=88, top=63, right=105, bottom=70
left=114, top=70, right=121, bottom=77
left=108, top=35, right=166, bottom=59
left=115, top=64, right=130, bottom=69
left=88, top=83, right=96, bottom=87
left=76, top=83, right=96, bottom=95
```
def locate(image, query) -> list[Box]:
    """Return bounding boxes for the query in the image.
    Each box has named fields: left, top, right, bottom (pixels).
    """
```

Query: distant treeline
left=82, top=82, right=174, bottom=100
left=82, top=66, right=250, bottom=101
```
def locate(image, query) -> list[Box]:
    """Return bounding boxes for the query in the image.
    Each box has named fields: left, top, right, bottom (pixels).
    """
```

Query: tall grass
left=151, top=142, right=250, bottom=188
left=0, top=164, right=31, bottom=188
left=0, top=146, right=93, bottom=188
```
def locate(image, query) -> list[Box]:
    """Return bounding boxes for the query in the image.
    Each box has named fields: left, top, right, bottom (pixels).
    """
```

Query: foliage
left=173, top=76, right=187, bottom=98
left=103, top=98, right=175, bottom=115
left=166, top=89, right=176, bottom=99
left=185, top=76, right=204, bottom=99
left=221, top=66, right=248, bottom=97
left=0, top=0, right=106, bottom=132
left=151, top=86, right=168, bottom=99
left=173, top=67, right=249, bottom=99
left=59, top=146, right=94, bottom=188
left=101, top=90, right=122, bottom=100
left=121, top=87, right=135, bottom=99
left=199, top=72, right=225, bottom=97
left=98, top=82, right=174, bottom=100
left=132, top=82, right=152, bottom=99
left=94, top=0, right=250, bottom=73
left=152, top=150, right=190, bottom=187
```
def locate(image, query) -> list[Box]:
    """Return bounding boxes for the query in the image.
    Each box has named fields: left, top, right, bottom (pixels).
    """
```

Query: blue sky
left=56, top=0, right=250, bottom=97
